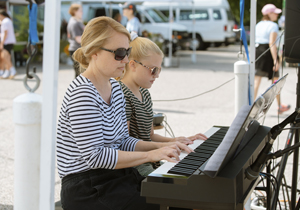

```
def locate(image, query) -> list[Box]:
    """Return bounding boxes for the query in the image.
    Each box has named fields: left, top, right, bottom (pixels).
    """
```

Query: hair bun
left=130, top=32, right=138, bottom=41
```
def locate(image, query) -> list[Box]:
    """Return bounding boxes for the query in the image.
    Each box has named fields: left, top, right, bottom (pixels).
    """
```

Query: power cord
left=152, top=77, right=235, bottom=102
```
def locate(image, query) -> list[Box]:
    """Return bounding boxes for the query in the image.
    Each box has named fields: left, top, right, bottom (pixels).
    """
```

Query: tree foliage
left=228, top=0, right=283, bottom=26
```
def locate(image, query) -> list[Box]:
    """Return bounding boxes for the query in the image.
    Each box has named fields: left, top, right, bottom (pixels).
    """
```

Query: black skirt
left=60, top=168, right=159, bottom=210
left=255, top=44, right=275, bottom=79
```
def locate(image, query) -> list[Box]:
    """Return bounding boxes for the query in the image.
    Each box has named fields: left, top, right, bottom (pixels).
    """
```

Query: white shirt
left=255, top=20, right=279, bottom=44
left=0, top=17, right=16, bottom=45
left=126, top=17, right=141, bottom=36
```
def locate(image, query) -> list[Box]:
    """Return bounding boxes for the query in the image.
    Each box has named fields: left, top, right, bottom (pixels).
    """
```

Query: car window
left=213, top=10, right=222, bottom=20
left=179, top=10, right=209, bottom=20
left=159, top=10, right=176, bottom=20
left=145, top=9, right=168, bottom=23
left=95, top=8, right=106, bottom=17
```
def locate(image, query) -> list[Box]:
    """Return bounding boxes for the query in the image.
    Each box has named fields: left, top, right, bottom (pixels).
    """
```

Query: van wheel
left=195, top=35, right=208, bottom=51
left=163, top=41, right=177, bottom=55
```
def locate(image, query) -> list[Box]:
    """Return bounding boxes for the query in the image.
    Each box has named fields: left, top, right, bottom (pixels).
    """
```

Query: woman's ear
left=91, top=53, right=98, bottom=61
left=128, top=60, right=137, bottom=72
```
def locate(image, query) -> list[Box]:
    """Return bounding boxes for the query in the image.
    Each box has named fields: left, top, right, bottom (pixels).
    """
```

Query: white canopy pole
left=191, top=0, right=196, bottom=63
left=249, top=0, right=256, bottom=104
left=39, top=0, right=60, bottom=209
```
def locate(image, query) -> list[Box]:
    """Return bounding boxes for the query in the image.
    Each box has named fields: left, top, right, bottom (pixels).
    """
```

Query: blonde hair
left=73, top=16, right=130, bottom=71
left=116, top=37, right=163, bottom=80
left=262, top=15, right=271, bottom=21
left=68, top=3, right=81, bottom=16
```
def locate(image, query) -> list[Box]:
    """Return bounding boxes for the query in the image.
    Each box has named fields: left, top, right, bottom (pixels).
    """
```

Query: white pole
left=249, top=0, right=257, bottom=104
left=39, top=0, right=60, bottom=209
left=13, top=93, right=42, bottom=210
left=165, top=5, right=173, bottom=67
left=191, top=0, right=196, bottom=63
left=234, top=59, right=250, bottom=115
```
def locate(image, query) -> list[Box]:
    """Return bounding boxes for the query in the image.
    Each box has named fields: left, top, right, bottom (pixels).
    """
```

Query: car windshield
left=145, top=9, right=168, bottom=23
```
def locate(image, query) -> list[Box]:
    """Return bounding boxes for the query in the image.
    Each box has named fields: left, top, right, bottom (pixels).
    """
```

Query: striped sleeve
left=67, top=85, right=118, bottom=170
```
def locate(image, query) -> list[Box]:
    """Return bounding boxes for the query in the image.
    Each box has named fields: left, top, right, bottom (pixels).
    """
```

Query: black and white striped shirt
left=119, top=81, right=153, bottom=142
left=56, top=75, right=140, bottom=178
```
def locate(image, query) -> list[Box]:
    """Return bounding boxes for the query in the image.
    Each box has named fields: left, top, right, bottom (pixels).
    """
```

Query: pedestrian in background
left=0, top=9, right=16, bottom=79
left=254, top=4, right=290, bottom=114
left=67, top=3, right=84, bottom=78
left=123, top=2, right=141, bottom=36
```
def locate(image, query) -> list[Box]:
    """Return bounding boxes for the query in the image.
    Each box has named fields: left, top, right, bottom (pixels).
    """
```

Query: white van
left=143, top=0, right=237, bottom=50
left=60, top=1, right=191, bottom=54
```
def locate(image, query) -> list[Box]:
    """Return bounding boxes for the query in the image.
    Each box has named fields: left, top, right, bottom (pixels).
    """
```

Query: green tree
left=228, top=0, right=283, bottom=26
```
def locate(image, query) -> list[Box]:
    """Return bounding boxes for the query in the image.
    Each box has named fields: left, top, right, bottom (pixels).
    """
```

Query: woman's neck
left=82, top=67, right=112, bottom=103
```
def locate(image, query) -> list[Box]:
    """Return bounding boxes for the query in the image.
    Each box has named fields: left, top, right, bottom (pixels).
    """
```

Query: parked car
left=143, top=0, right=237, bottom=50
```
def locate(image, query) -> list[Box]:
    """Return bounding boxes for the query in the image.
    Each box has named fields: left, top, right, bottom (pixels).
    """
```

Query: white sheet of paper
left=203, top=105, right=251, bottom=174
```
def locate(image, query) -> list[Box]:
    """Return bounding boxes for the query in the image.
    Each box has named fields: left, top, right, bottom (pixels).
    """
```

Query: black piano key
left=195, top=146, right=216, bottom=152
left=180, top=158, right=206, bottom=166
left=175, top=163, right=201, bottom=170
left=168, top=167, right=196, bottom=176
left=193, top=148, right=213, bottom=154
left=187, top=152, right=211, bottom=158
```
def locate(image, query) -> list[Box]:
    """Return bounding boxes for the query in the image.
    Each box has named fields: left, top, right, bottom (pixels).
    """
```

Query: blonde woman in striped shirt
left=56, top=17, right=193, bottom=210
left=118, top=33, right=207, bottom=177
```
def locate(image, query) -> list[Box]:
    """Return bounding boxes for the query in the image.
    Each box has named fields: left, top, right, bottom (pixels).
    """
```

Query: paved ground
left=0, top=44, right=299, bottom=209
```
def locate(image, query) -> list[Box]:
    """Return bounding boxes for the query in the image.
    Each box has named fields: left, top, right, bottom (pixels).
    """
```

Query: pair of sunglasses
left=134, top=60, right=161, bottom=76
left=101, top=47, right=132, bottom=61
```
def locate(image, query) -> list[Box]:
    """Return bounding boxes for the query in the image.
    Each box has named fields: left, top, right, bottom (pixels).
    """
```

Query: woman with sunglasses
left=118, top=33, right=207, bottom=177
left=56, top=16, right=193, bottom=210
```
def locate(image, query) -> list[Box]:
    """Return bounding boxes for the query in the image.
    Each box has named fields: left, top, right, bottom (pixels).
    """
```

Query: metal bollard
left=234, top=59, right=250, bottom=115
left=13, top=92, right=42, bottom=210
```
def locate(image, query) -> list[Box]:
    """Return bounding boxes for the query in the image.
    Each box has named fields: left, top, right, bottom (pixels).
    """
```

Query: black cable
left=260, top=172, right=282, bottom=210
left=153, top=77, right=235, bottom=102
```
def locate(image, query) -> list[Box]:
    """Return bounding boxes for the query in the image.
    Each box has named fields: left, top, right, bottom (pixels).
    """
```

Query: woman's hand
left=147, top=146, right=181, bottom=163
left=147, top=141, right=193, bottom=163
left=171, top=133, right=208, bottom=145
left=188, top=133, right=208, bottom=141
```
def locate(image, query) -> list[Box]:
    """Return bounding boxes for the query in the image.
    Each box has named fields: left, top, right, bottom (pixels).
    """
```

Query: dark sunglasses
left=134, top=60, right=161, bottom=76
left=100, top=47, right=132, bottom=61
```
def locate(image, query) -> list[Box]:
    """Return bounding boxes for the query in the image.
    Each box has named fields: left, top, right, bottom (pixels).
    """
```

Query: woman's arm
left=269, top=31, right=279, bottom=71
left=0, top=30, right=7, bottom=50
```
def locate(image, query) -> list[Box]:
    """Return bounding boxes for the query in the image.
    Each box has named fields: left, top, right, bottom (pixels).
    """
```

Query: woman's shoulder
left=68, top=75, right=97, bottom=95
left=117, top=80, right=132, bottom=95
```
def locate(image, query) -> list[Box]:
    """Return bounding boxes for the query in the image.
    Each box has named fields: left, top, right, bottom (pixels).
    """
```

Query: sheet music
left=203, top=105, right=251, bottom=177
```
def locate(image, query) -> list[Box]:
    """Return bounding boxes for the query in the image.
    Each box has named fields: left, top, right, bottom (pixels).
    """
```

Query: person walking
left=0, top=9, right=16, bottom=79
left=67, top=3, right=85, bottom=78
left=56, top=16, right=193, bottom=210
left=123, top=2, right=141, bottom=36
left=254, top=4, right=290, bottom=114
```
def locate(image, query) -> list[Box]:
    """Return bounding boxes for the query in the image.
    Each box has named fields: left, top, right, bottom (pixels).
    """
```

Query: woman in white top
left=0, top=9, right=16, bottom=79
left=254, top=4, right=290, bottom=114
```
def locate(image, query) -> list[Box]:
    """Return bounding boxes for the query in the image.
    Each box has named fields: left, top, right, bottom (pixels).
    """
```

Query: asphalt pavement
left=0, top=44, right=298, bottom=209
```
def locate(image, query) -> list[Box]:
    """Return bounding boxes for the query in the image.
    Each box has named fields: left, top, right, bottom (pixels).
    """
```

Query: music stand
left=201, top=74, right=288, bottom=178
